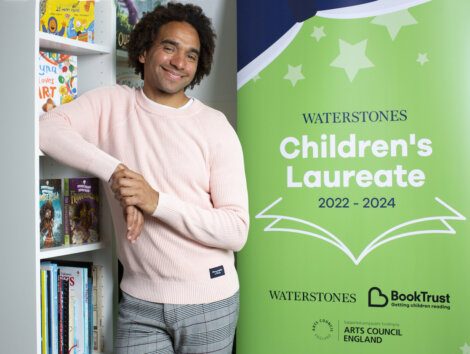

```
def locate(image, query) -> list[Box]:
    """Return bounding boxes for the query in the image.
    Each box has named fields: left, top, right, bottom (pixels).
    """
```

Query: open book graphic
left=256, top=197, right=465, bottom=265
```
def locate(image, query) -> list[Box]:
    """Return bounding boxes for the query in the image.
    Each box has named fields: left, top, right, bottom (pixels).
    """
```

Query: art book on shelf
left=38, top=51, right=78, bottom=116
left=39, top=178, right=65, bottom=248
left=39, top=0, right=95, bottom=42
left=64, top=178, right=99, bottom=245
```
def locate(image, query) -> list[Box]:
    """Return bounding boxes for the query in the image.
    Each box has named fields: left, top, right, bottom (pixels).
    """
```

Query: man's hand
left=110, top=165, right=159, bottom=215
left=124, top=205, right=144, bottom=243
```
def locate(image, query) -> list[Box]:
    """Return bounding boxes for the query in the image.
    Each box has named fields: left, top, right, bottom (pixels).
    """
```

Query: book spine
left=58, top=276, right=63, bottom=354
left=46, top=269, right=52, bottom=354
left=52, top=264, right=59, bottom=354
left=63, top=178, right=70, bottom=245
left=62, top=278, right=69, bottom=354
left=96, top=265, right=104, bottom=353
left=41, top=269, right=47, bottom=354
left=83, top=268, right=89, bottom=354
left=88, top=275, right=93, bottom=354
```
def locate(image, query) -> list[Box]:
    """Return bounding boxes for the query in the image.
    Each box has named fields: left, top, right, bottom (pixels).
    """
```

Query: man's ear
left=139, top=51, right=146, bottom=64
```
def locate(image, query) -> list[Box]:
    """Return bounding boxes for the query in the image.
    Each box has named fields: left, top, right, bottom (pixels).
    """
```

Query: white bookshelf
left=39, top=32, right=112, bottom=55
left=39, top=241, right=106, bottom=260
left=0, top=0, right=117, bottom=353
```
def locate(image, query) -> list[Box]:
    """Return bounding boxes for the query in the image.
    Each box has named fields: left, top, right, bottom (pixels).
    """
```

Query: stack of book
left=40, top=261, right=105, bottom=354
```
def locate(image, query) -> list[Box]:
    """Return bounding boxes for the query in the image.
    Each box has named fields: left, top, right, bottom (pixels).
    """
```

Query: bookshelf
left=0, top=0, right=116, bottom=353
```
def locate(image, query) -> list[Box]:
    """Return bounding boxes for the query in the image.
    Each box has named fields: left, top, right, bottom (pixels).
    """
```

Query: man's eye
left=188, top=54, right=198, bottom=61
left=163, top=45, right=175, bottom=52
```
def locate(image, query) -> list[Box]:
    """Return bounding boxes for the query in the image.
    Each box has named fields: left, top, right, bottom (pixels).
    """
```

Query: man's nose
left=170, top=51, right=186, bottom=69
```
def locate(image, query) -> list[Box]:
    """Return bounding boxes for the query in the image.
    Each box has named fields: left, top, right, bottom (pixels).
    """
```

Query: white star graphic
left=252, top=74, right=261, bottom=82
left=330, top=39, right=374, bottom=82
left=311, top=26, right=326, bottom=42
left=371, top=9, right=417, bottom=40
left=460, top=343, right=470, bottom=354
left=283, top=65, right=305, bottom=87
left=416, top=53, right=429, bottom=66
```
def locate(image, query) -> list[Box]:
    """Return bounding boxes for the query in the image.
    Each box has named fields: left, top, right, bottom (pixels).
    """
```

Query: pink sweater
left=40, top=85, right=249, bottom=304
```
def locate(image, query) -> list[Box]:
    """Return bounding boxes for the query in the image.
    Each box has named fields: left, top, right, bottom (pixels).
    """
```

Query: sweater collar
left=135, top=88, right=203, bottom=117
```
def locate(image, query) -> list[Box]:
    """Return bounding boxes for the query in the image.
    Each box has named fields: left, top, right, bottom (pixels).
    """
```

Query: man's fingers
left=111, top=176, right=136, bottom=193
left=112, top=168, right=142, bottom=182
left=126, top=207, right=139, bottom=242
left=120, top=196, right=139, bottom=208
left=136, top=209, right=144, bottom=236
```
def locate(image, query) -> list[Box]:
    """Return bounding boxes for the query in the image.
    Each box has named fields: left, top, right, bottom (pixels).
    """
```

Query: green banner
left=236, top=1, right=470, bottom=353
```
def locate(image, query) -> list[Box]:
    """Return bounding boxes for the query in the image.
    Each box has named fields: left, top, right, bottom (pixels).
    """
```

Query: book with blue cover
left=39, top=179, right=64, bottom=248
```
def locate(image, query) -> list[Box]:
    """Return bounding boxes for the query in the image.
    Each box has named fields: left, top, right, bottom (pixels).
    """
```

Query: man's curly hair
left=127, top=2, right=216, bottom=89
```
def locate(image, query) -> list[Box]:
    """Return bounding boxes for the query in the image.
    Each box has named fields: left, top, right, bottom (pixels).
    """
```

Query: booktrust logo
left=368, top=287, right=389, bottom=307
left=368, top=287, right=451, bottom=310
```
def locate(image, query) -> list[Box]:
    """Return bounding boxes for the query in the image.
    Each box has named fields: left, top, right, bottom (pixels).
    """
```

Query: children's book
left=54, top=260, right=93, bottom=354
left=39, top=179, right=64, bottom=248
left=92, top=265, right=104, bottom=353
left=38, top=51, right=78, bottom=117
left=58, top=276, right=69, bottom=354
left=41, top=269, right=48, bottom=354
left=64, top=178, right=99, bottom=245
left=41, top=262, right=59, bottom=354
left=116, top=0, right=160, bottom=51
left=39, top=0, right=95, bottom=42
left=57, top=265, right=86, bottom=354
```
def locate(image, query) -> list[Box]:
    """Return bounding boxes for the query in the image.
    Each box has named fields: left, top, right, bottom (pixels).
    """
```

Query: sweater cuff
left=87, top=149, right=122, bottom=182
left=152, top=192, right=176, bottom=219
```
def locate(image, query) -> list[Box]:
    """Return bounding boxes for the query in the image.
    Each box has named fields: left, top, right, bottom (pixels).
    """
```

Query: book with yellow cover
left=40, top=269, right=47, bottom=354
left=39, top=0, right=95, bottom=42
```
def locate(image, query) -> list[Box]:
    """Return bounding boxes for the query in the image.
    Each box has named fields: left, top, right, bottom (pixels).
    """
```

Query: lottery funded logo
left=312, top=319, right=334, bottom=340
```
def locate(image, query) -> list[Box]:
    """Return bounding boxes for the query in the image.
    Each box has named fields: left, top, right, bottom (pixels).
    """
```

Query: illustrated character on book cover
left=39, top=179, right=64, bottom=248
left=40, top=200, right=55, bottom=248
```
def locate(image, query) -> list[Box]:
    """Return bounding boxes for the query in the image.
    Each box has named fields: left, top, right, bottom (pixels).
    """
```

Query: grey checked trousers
left=114, top=291, right=239, bottom=354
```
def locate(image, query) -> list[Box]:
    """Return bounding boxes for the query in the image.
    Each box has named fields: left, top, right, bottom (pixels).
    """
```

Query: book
left=58, top=276, right=70, bottom=354
left=39, top=179, right=64, bottom=248
left=64, top=178, right=99, bottom=245
left=57, top=265, right=86, bottom=354
left=54, top=260, right=94, bottom=354
left=116, top=0, right=160, bottom=51
left=39, top=0, right=95, bottom=42
left=41, top=262, right=59, bottom=354
left=92, top=265, right=104, bottom=353
left=38, top=51, right=78, bottom=116
left=41, top=269, right=48, bottom=354
left=116, top=0, right=160, bottom=87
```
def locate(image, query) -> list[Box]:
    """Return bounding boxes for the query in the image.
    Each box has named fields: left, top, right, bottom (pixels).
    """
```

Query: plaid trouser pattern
left=114, top=291, right=239, bottom=354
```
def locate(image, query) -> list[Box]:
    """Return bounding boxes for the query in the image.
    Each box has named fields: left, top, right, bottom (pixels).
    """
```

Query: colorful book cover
left=116, top=0, right=161, bottom=51
left=39, top=0, right=95, bottom=42
left=39, top=179, right=64, bottom=248
left=38, top=51, right=78, bottom=116
left=115, top=0, right=162, bottom=88
left=64, top=178, right=99, bottom=245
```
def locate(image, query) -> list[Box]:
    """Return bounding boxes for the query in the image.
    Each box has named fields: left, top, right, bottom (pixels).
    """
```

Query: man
left=40, top=3, right=249, bottom=353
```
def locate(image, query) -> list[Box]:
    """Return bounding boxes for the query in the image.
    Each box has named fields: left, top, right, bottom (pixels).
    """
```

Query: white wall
left=184, top=0, right=238, bottom=128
